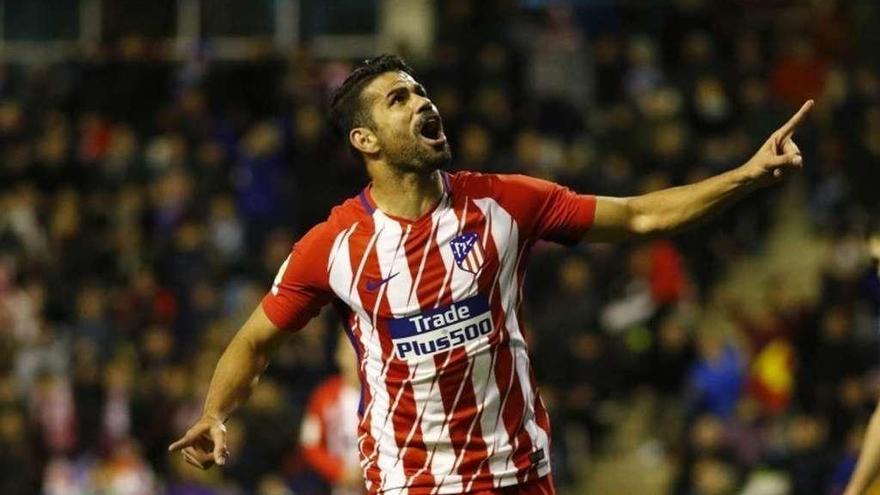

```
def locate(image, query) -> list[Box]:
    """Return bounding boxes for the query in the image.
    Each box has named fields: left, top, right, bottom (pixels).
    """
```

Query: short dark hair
left=329, top=54, right=415, bottom=138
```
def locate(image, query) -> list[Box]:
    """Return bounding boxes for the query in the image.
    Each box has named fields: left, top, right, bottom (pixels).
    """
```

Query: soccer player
left=169, top=55, right=813, bottom=494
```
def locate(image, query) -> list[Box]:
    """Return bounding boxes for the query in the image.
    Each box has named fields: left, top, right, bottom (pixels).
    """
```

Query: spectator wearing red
left=299, top=335, right=363, bottom=495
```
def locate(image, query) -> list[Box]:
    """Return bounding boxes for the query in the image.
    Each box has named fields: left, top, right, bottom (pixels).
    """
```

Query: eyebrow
left=384, top=83, right=427, bottom=99
left=385, top=86, right=406, bottom=99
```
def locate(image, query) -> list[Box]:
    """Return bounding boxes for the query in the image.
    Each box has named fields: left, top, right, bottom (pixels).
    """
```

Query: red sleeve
left=490, top=174, right=597, bottom=245
left=261, top=223, right=335, bottom=331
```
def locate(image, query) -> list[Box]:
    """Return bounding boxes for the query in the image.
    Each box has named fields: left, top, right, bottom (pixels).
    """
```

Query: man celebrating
left=169, top=55, right=813, bottom=494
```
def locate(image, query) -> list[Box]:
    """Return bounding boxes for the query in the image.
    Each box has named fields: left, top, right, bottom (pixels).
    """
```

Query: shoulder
left=447, top=170, right=494, bottom=193
left=299, top=196, right=366, bottom=252
left=324, top=196, right=365, bottom=233
left=448, top=170, right=558, bottom=197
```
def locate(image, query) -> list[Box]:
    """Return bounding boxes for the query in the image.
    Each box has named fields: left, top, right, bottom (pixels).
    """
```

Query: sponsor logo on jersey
left=389, top=293, right=493, bottom=359
left=450, top=232, right=485, bottom=274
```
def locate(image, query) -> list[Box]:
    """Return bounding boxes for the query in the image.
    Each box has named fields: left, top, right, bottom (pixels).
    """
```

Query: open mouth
left=417, top=115, right=446, bottom=146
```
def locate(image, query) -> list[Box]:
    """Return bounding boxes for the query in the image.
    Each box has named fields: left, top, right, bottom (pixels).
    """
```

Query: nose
left=416, top=99, right=436, bottom=115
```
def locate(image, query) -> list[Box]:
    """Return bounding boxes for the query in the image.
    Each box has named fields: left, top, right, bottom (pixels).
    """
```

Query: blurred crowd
left=1, top=0, right=879, bottom=494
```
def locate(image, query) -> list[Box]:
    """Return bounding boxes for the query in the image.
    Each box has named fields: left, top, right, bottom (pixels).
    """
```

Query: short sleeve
left=491, top=174, right=597, bottom=245
left=261, top=224, right=335, bottom=331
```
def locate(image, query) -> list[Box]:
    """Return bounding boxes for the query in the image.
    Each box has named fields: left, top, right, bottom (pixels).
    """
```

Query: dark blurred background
left=1, top=0, right=879, bottom=494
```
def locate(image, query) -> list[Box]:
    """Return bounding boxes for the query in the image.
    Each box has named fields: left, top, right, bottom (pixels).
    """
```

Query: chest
left=331, top=204, right=525, bottom=364
left=357, top=215, right=505, bottom=308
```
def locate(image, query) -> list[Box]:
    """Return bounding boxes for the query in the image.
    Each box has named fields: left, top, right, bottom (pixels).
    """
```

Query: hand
left=741, top=100, right=814, bottom=187
left=168, top=415, right=230, bottom=470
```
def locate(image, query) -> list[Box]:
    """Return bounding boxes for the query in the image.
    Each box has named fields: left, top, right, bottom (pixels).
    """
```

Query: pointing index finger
left=168, top=432, right=194, bottom=452
left=169, top=424, right=206, bottom=452
left=777, top=99, right=814, bottom=141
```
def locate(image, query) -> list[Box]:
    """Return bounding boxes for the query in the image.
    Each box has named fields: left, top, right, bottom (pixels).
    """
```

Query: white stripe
left=423, top=199, right=493, bottom=493
left=351, top=225, right=382, bottom=297
left=327, top=225, right=367, bottom=317
left=374, top=216, right=417, bottom=318
left=509, top=243, right=550, bottom=469
left=387, top=208, right=446, bottom=486
left=270, top=254, right=291, bottom=296
left=421, top=203, right=470, bottom=491
left=399, top=198, right=456, bottom=491
left=461, top=346, right=500, bottom=492
left=474, top=198, right=549, bottom=479
left=326, top=229, right=369, bottom=415
left=474, top=339, right=519, bottom=489
left=353, top=228, right=384, bottom=433
left=327, top=225, right=393, bottom=479
left=407, top=212, right=441, bottom=307
left=370, top=213, right=414, bottom=492
left=427, top=356, right=477, bottom=495
left=328, top=223, right=357, bottom=273
left=405, top=199, right=477, bottom=493
left=444, top=343, right=500, bottom=492
left=402, top=349, right=457, bottom=490
left=466, top=205, right=512, bottom=487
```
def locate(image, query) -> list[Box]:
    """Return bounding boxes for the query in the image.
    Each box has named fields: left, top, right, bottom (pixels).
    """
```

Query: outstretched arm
left=585, top=100, right=813, bottom=242
left=168, top=305, right=289, bottom=469
left=845, top=400, right=880, bottom=495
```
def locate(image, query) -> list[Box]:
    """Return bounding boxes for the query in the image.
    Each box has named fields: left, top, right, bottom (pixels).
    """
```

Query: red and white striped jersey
left=262, top=171, right=596, bottom=494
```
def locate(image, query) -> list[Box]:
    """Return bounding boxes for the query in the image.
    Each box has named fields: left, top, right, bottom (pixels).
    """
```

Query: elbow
left=627, top=199, right=679, bottom=237
left=628, top=205, right=670, bottom=237
left=630, top=213, right=660, bottom=237
left=631, top=212, right=685, bottom=238
left=624, top=197, right=665, bottom=237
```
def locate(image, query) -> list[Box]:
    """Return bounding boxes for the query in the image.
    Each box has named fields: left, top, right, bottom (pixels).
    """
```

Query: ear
left=349, top=127, right=380, bottom=155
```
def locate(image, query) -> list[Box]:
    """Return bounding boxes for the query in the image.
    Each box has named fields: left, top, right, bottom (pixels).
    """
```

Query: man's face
left=360, top=71, right=451, bottom=172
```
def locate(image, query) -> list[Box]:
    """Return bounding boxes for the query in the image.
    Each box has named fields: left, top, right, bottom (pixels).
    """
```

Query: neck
left=367, top=162, right=444, bottom=220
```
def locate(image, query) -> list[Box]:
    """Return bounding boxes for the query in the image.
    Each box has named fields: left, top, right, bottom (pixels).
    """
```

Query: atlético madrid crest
left=450, top=232, right=486, bottom=274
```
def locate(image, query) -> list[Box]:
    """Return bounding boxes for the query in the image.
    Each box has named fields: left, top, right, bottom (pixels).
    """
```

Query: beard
left=380, top=127, right=452, bottom=174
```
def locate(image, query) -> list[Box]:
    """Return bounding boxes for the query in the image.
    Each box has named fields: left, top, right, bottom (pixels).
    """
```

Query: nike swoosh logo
left=365, top=272, right=399, bottom=292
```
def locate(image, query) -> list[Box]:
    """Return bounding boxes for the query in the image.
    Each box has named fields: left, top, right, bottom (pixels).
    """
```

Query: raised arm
left=168, top=305, right=289, bottom=469
left=585, top=100, right=813, bottom=242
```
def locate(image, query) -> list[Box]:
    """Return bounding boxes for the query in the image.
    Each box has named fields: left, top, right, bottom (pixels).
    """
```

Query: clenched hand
left=168, top=415, right=230, bottom=470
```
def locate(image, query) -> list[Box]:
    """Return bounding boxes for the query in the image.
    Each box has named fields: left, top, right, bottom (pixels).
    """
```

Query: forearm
left=169, top=306, right=292, bottom=467
left=846, top=405, right=880, bottom=495
left=202, top=332, right=271, bottom=421
left=627, top=165, right=757, bottom=236
left=628, top=101, right=814, bottom=236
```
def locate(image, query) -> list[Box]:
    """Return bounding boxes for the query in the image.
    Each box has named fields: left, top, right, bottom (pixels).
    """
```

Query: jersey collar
left=358, top=171, right=452, bottom=224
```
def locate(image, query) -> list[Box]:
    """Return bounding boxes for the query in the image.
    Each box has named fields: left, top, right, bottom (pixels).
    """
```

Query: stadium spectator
left=299, top=336, right=363, bottom=495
